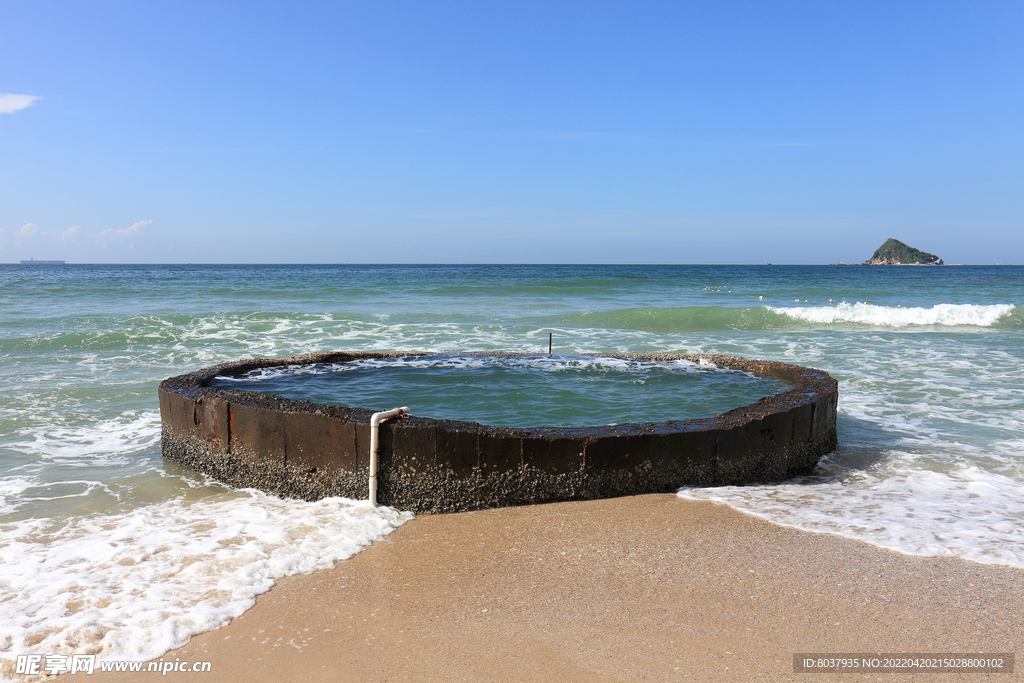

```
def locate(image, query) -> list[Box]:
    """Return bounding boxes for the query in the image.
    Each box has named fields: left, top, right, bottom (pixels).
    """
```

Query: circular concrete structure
left=159, top=351, right=838, bottom=514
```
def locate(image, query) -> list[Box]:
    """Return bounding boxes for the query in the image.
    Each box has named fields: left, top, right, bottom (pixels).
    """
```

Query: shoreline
left=75, top=495, right=1023, bottom=682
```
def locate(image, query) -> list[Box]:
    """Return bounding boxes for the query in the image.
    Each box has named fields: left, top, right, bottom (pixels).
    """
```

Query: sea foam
left=0, top=493, right=411, bottom=675
left=767, top=302, right=1015, bottom=327
left=679, top=460, right=1024, bottom=568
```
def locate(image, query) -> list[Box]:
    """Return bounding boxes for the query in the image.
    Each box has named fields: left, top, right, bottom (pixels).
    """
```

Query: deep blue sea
left=1, top=264, right=1022, bottom=669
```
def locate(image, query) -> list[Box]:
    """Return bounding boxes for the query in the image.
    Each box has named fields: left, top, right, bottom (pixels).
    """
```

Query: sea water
left=1, top=264, right=1021, bottom=672
left=210, top=354, right=792, bottom=428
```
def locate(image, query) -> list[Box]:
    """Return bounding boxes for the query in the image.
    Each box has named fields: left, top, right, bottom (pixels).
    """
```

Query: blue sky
left=2, top=1, right=1021, bottom=264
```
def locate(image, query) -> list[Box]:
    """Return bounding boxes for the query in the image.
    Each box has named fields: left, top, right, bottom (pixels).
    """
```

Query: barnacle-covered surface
left=159, top=351, right=838, bottom=513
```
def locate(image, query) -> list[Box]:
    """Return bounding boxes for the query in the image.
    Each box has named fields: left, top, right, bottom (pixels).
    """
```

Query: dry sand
left=83, top=495, right=1022, bottom=682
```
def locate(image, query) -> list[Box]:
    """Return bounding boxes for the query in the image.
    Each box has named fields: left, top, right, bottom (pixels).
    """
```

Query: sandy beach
left=81, top=495, right=1022, bottom=682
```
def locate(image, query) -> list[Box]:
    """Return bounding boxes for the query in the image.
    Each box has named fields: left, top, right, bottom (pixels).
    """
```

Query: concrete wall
left=159, top=352, right=838, bottom=514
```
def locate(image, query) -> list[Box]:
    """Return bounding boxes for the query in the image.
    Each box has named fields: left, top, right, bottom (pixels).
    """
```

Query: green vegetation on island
left=864, top=238, right=944, bottom=265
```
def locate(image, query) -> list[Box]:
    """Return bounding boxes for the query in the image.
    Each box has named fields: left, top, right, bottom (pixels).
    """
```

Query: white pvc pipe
left=368, top=406, right=410, bottom=506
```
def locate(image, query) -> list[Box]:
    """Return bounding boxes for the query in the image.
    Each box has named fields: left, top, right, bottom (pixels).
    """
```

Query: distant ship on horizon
left=20, top=258, right=66, bottom=265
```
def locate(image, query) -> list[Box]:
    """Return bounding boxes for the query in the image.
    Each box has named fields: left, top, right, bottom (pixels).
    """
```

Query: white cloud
left=100, top=219, right=152, bottom=238
left=122, top=219, right=151, bottom=236
left=20, top=223, right=37, bottom=237
left=0, top=93, right=40, bottom=114
left=60, top=225, right=81, bottom=241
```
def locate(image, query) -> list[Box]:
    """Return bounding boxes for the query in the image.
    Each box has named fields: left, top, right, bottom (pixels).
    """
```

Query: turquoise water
left=1, top=264, right=1022, bottom=669
left=211, top=354, right=792, bottom=427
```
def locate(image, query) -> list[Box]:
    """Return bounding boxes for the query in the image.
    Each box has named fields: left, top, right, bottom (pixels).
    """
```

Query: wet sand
left=84, top=495, right=1023, bottom=682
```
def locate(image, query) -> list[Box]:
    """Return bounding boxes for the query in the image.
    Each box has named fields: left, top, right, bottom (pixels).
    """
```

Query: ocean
left=208, top=354, right=794, bottom=428
left=1, top=263, right=1021, bottom=671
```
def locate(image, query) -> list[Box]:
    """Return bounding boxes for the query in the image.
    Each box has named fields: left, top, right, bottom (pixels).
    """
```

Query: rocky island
left=862, top=238, right=944, bottom=265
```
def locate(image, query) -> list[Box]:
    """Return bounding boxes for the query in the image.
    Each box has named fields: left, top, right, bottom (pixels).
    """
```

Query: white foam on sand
left=679, top=460, right=1024, bottom=568
left=0, top=492, right=412, bottom=676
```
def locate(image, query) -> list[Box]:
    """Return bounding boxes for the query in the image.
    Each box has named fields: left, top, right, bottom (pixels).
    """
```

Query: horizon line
left=4, top=262, right=1007, bottom=267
